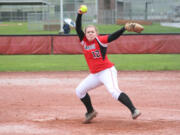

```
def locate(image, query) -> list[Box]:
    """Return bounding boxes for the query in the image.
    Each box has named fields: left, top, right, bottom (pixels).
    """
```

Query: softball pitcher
left=75, top=6, right=142, bottom=124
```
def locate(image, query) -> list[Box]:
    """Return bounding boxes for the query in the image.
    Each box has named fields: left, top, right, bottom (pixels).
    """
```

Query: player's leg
left=76, top=74, right=101, bottom=123
left=80, top=93, right=98, bottom=123
left=118, top=92, right=141, bottom=119
left=98, top=66, right=120, bottom=99
left=99, top=66, right=141, bottom=119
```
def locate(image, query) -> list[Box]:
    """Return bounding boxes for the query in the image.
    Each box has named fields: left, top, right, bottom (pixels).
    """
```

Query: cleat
left=132, top=109, right=141, bottom=120
left=83, top=110, right=97, bottom=124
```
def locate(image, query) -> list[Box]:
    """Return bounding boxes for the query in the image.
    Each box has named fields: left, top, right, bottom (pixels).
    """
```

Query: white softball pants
left=76, top=66, right=122, bottom=100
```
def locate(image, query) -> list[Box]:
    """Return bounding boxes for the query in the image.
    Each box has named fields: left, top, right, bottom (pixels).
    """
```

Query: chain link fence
left=0, top=0, right=180, bottom=31
left=27, top=0, right=97, bottom=31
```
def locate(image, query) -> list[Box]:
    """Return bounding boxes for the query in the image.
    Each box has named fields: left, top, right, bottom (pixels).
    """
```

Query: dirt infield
left=0, top=71, right=180, bottom=135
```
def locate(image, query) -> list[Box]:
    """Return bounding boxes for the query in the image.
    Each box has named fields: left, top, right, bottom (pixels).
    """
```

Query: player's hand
left=78, top=9, right=83, bottom=14
left=78, top=5, right=87, bottom=14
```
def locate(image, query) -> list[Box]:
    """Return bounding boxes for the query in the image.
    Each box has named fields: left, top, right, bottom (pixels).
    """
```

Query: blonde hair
left=84, top=25, right=98, bottom=34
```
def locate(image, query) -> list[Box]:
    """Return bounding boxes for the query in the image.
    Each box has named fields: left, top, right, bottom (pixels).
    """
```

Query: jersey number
left=92, top=50, right=101, bottom=58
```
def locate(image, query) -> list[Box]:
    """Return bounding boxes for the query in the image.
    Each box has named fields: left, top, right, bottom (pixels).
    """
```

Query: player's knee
left=110, top=90, right=121, bottom=100
left=75, top=87, right=86, bottom=99
left=75, top=87, right=81, bottom=98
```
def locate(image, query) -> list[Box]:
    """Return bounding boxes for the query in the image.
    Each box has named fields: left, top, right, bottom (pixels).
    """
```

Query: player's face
left=85, top=26, right=97, bottom=41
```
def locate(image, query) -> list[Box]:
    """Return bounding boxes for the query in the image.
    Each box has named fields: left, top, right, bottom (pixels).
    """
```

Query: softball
left=80, top=5, right=88, bottom=13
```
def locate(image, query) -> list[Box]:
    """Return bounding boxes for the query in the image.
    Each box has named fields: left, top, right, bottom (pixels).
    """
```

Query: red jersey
left=80, top=35, right=114, bottom=73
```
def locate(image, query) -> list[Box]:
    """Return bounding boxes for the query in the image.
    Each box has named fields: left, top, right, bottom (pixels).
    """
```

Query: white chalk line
left=0, top=78, right=81, bottom=86
left=146, top=107, right=180, bottom=112
left=0, top=77, right=179, bottom=86
left=0, top=123, right=58, bottom=134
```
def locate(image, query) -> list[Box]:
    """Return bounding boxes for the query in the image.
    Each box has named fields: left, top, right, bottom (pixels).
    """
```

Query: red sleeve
left=97, top=35, right=108, bottom=44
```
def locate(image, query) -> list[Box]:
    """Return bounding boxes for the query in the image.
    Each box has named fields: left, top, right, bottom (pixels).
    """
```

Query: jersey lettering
left=92, top=50, right=101, bottom=59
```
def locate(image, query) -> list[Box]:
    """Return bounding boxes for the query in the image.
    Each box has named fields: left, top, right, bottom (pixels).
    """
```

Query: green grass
left=92, top=23, right=180, bottom=34
left=109, top=54, right=180, bottom=71
left=0, top=54, right=179, bottom=72
left=0, top=22, right=180, bottom=35
left=71, top=23, right=180, bottom=34
left=0, top=55, right=87, bottom=72
left=0, top=22, right=57, bottom=35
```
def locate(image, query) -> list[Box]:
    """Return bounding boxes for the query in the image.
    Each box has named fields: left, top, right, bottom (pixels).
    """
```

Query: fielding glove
left=125, top=23, right=144, bottom=33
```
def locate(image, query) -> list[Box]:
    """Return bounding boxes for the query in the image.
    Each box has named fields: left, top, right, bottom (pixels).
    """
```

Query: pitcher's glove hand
left=125, top=23, right=144, bottom=33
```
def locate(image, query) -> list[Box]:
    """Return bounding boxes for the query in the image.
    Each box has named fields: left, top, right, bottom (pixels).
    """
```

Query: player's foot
left=132, top=109, right=141, bottom=119
left=83, top=110, right=97, bottom=124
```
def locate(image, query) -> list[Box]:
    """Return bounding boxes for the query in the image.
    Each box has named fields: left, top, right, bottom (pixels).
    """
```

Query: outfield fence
left=0, top=34, right=180, bottom=55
